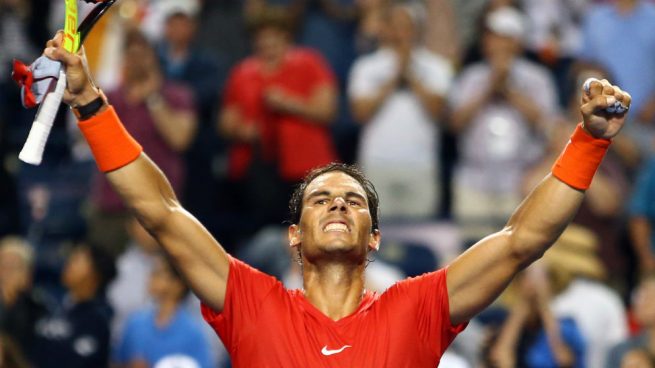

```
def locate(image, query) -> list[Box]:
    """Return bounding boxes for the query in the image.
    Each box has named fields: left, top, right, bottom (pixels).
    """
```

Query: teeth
left=324, top=223, right=348, bottom=232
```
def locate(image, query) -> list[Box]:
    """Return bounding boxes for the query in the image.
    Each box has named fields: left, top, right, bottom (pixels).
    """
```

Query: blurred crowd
left=2, top=0, right=655, bottom=367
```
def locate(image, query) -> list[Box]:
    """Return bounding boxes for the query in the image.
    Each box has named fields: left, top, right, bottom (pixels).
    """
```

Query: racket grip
left=19, top=70, right=67, bottom=165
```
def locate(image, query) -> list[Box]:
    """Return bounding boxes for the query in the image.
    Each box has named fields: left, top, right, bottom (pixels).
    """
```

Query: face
left=387, top=7, right=416, bottom=47
left=123, top=41, right=159, bottom=80
left=62, top=248, right=95, bottom=291
left=164, top=14, right=196, bottom=48
left=0, top=248, right=30, bottom=294
left=482, top=31, right=520, bottom=61
left=253, top=27, right=289, bottom=61
left=288, top=172, right=380, bottom=263
left=148, top=256, right=186, bottom=303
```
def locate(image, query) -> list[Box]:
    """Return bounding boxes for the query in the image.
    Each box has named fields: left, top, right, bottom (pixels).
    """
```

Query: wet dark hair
left=288, top=163, right=380, bottom=232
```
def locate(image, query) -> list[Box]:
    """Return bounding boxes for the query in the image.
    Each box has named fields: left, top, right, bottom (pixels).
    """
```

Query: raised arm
left=446, top=79, right=632, bottom=325
left=45, top=33, right=230, bottom=312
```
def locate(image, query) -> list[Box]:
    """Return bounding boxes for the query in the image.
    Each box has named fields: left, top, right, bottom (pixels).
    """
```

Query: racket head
left=78, top=0, right=117, bottom=46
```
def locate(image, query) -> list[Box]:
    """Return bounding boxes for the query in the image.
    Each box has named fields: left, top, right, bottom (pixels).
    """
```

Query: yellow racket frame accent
left=63, top=0, right=80, bottom=52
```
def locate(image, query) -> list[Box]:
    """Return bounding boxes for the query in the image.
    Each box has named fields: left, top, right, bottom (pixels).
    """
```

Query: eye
left=315, top=199, right=328, bottom=205
left=348, top=200, right=362, bottom=207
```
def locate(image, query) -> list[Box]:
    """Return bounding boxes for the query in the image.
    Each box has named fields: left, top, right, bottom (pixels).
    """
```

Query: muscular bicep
left=152, top=207, right=230, bottom=312
left=446, top=231, right=525, bottom=325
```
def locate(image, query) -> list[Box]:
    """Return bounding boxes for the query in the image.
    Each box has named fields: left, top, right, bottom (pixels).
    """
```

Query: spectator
left=449, top=6, right=558, bottom=244
left=113, top=253, right=214, bottom=368
left=521, top=0, right=591, bottom=106
left=88, top=29, right=197, bottom=254
left=0, top=236, right=51, bottom=365
left=349, top=1, right=453, bottom=221
left=607, top=275, right=655, bottom=368
left=218, top=7, right=338, bottom=232
left=156, top=5, right=228, bottom=233
left=544, top=225, right=628, bottom=368
left=106, top=218, right=158, bottom=344
left=488, top=263, right=586, bottom=368
left=34, top=243, right=116, bottom=368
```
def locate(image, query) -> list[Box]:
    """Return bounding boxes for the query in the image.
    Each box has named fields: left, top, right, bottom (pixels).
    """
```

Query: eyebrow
left=305, top=190, right=368, bottom=204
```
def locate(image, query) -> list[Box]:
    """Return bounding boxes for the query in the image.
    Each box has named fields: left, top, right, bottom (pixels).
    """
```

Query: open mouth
left=323, top=222, right=350, bottom=233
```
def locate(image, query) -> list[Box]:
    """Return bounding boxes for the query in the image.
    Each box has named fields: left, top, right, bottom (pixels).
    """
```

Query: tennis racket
left=18, top=0, right=117, bottom=165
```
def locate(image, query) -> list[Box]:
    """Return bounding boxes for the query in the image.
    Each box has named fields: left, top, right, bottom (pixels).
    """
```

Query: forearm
left=351, top=77, right=399, bottom=123
left=147, top=94, right=197, bottom=152
left=539, top=306, right=575, bottom=367
left=629, top=217, right=654, bottom=260
left=106, top=154, right=178, bottom=227
left=506, top=90, right=544, bottom=128
left=505, top=175, right=584, bottom=263
left=406, top=76, right=446, bottom=121
left=280, top=92, right=336, bottom=124
left=496, top=305, right=527, bottom=351
left=450, top=91, right=491, bottom=132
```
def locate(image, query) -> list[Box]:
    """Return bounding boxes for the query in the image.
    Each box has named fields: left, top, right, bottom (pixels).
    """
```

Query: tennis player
left=42, top=31, right=630, bottom=367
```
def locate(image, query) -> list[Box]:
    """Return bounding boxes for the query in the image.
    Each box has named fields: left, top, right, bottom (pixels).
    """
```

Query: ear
left=288, top=224, right=302, bottom=248
left=368, top=229, right=381, bottom=252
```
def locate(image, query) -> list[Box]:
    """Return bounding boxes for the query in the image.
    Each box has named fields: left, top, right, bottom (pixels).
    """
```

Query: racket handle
left=19, top=70, right=67, bottom=165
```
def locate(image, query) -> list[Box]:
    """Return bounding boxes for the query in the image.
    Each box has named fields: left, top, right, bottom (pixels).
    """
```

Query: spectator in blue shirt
left=114, top=253, right=214, bottom=368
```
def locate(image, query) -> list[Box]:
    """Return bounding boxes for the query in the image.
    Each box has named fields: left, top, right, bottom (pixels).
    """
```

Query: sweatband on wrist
left=551, top=123, right=611, bottom=190
left=78, top=106, right=143, bottom=172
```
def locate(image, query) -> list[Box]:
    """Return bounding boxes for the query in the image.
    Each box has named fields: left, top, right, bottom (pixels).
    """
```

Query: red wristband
left=78, top=106, right=143, bottom=172
left=551, top=123, right=611, bottom=190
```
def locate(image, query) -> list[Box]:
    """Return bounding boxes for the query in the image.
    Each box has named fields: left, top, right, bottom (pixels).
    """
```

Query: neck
left=302, top=262, right=366, bottom=321
left=155, top=299, right=179, bottom=327
left=70, top=283, right=97, bottom=304
left=168, top=43, right=189, bottom=61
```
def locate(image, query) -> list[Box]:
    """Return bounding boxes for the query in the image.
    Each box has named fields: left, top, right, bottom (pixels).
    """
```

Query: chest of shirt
left=230, top=296, right=438, bottom=368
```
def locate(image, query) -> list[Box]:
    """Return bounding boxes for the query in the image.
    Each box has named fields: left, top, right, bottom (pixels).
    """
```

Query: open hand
left=581, top=78, right=631, bottom=139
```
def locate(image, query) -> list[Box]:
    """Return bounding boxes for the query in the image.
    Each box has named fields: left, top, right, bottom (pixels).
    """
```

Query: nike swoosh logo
left=321, top=345, right=351, bottom=356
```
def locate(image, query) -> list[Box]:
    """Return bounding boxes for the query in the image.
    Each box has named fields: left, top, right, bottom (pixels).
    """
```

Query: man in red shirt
left=218, top=9, right=338, bottom=228
left=43, top=29, right=630, bottom=367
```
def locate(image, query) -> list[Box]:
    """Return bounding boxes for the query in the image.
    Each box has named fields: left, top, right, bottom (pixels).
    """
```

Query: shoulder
left=382, top=268, right=448, bottom=299
left=230, top=57, right=260, bottom=78
left=289, top=47, right=326, bottom=63
left=125, top=308, right=153, bottom=328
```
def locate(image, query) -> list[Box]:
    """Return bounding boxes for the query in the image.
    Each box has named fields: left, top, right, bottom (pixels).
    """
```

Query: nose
left=329, top=197, right=347, bottom=212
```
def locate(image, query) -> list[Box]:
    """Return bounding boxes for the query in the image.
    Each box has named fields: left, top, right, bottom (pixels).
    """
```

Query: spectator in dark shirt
left=34, top=243, right=116, bottom=368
